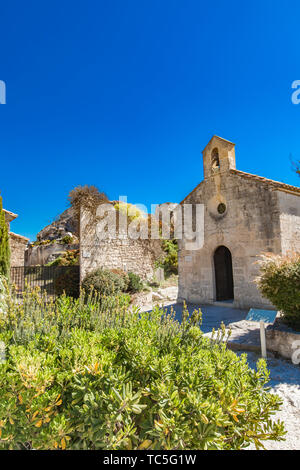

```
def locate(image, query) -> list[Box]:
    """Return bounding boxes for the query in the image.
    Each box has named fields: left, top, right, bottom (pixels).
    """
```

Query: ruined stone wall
left=25, top=243, right=79, bottom=266
left=80, top=206, right=164, bottom=282
left=9, top=233, right=28, bottom=267
left=178, top=172, right=282, bottom=308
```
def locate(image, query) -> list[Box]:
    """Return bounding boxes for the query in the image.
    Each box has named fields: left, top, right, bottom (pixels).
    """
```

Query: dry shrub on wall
left=68, top=185, right=109, bottom=234
left=255, top=252, right=300, bottom=330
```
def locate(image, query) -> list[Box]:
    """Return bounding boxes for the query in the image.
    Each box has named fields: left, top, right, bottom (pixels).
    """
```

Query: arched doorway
left=214, top=246, right=234, bottom=301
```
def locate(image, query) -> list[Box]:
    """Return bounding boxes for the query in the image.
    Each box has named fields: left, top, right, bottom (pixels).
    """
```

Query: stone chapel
left=178, top=136, right=300, bottom=308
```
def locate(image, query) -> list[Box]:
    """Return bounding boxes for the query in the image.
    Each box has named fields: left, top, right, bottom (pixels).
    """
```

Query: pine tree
left=0, top=195, right=10, bottom=277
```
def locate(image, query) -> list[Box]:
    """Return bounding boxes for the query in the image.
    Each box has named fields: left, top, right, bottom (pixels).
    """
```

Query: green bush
left=48, top=249, right=79, bottom=267
left=256, top=252, right=300, bottom=330
left=0, top=289, right=285, bottom=450
left=127, top=271, right=143, bottom=293
left=160, top=239, right=178, bottom=276
left=0, top=196, right=10, bottom=278
left=110, top=269, right=130, bottom=292
left=61, top=235, right=73, bottom=245
left=54, top=267, right=80, bottom=298
left=0, top=275, right=8, bottom=315
left=82, top=268, right=128, bottom=296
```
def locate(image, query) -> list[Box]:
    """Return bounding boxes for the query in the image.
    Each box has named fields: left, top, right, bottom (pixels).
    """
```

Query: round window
left=217, top=203, right=226, bottom=214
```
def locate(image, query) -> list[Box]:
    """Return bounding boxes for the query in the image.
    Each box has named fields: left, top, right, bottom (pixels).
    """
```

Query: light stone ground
left=244, top=351, right=300, bottom=450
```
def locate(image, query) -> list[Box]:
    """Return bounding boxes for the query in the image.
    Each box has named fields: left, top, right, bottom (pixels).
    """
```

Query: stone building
left=178, top=136, right=300, bottom=309
left=4, top=209, right=29, bottom=267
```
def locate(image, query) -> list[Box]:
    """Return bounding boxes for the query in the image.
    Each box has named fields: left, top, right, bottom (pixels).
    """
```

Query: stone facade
left=9, top=232, right=29, bottom=267
left=4, top=209, right=29, bottom=267
left=178, top=136, right=300, bottom=309
left=80, top=204, right=164, bottom=282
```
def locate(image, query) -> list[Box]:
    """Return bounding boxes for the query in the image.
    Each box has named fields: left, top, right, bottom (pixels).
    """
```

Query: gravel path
left=240, top=351, right=300, bottom=450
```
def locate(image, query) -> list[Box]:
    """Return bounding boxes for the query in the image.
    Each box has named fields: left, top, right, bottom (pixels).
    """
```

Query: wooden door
left=214, top=246, right=234, bottom=301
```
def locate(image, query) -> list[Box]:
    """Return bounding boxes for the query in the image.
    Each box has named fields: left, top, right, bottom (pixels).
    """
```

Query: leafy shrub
left=61, top=235, right=73, bottom=245
left=113, top=202, right=147, bottom=222
left=0, top=196, right=10, bottom=278
left=110, top=269, right=130, bottom=292
left=31, top=239, right=58, bottom=247
left=127, top=271, right=143, bottom=293
left=54, top=267, right=80, bottom=298
left=0, top=289, right=285, bottom=450
left=256, top=252, right=300, bottom=330
left=0, top=275, right=8, bottom=315
left=158, top=239, right=178, bottom=276
left=82, top=268, right=128, bottom=297
left=48, top=250, right=79, bottom=267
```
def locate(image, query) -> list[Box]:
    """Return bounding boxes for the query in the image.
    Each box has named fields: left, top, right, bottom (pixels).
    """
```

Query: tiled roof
left=230, top=169, right=300, bottom=195
left=3, top=209, right=18, bottom=220
left=180, top=168, right=300, bottom=205
left=9, top=232, right=29, bottom=242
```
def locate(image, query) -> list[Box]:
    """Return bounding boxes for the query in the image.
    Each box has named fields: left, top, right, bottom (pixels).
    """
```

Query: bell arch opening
left=211, top=148, right=220, bottom=169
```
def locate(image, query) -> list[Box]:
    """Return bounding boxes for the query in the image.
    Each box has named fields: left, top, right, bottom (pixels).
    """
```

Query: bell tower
left=202, top=136, right=236, bottom=179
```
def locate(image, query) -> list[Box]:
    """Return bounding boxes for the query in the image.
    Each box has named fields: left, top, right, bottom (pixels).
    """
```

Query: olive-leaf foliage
left=0, top=275, right=8, bottom=315
left=0, top=286, right=285, bottom=450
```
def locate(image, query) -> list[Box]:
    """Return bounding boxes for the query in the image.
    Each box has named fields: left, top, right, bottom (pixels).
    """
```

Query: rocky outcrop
left=25, top=208, right=79, bottom=266
left=10, top=232, right=29, bottom=267
left=36, top=208, right=78, bottom=241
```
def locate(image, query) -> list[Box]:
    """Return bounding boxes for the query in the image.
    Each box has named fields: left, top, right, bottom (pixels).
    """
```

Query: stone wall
left=178, top=171, right=283, bottom=309
left=80, top=205, right=164, bottom=282
left=266, top=322, right=300, bottom=360
left=9, top=233, right=28, bottom=267
left=277, top=191, right=300, bottom=254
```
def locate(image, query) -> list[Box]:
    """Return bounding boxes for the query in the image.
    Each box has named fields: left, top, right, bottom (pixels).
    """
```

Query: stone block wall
left=266, top=322, right=300, bottom=360
left=80, top=205, right=164, bottom=282
left=277, top=191, right=300, bottom=254
left=81, top=237, right=163, bottom=281
left=9, top=233, right=29, bottom=267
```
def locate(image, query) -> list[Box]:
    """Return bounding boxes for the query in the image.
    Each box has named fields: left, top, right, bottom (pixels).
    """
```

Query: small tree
left=68, top=185, right=108, bottom=237
left=256, top=252, right=300, bottom=330
left=0, top=195, right=10, bottom=277
left=291, top=156, right=300, bottom=177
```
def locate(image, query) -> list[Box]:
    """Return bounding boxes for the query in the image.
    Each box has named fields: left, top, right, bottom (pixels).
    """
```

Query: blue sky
left=0, top=0, right=299, bottom=240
